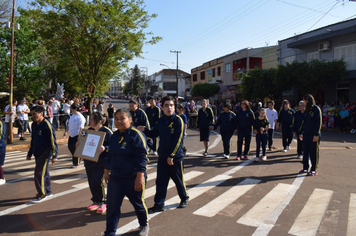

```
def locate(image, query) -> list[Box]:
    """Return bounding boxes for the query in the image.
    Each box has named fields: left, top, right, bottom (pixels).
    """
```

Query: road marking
left=115, top=158, right=254, bottom=235
left=288, top=188, right=333, bottom=236
left=252, top=174, right=306, bottom=236
left=194, top=178, right=260, bottom=217
left=237, top=183, right=293, bottom=227
left=4, top=154, right=71, bottom=170
left=190, top=131, right=221, bottom=155
left=52, top=174, right=87, bottom=184
left=347, top=193, right=356, bottom=236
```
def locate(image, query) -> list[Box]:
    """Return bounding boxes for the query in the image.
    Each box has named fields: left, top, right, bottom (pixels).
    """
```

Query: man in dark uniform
left=27, top=106, right=58, bottom=203
left=138, top=96, right=189, bottom=213
left=129, top=99, right=150, bottom=129
left=145, top=97, right=161, bottom=155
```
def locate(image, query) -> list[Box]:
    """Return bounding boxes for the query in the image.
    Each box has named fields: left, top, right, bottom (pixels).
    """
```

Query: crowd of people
left=0, top=93, right=355, bottom=235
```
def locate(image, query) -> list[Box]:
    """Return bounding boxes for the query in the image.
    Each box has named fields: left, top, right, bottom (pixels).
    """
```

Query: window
left=334, top=44, right=356, bottom=70
left=163, top=82, right=177, bottom=90
left=225, top=63, right=231, bottom=72
left=253, top=60, right=259, bottom=68
left=193, top=73, right=197, bottom=82
left=283, top=56, right=296, bottom=65
left=212, top=68, right=216, bottom=77
left=217, top=67, right=221, bottom=76
left=200, top=71, right=205, bottom=80
left=307, top=52, right=319, bottom=62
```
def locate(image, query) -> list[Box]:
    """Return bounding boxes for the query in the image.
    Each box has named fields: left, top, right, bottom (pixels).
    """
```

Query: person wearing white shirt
left=3, top=100, right=17, bottom=144
left=63, top=104, right=86, bottom=167
left=51, top=97, right=61, bottom=130
left=17, top=98, right=30, bottom=141
left=266, top=100, right=279, bottom=151
left=63, top=99, right=71, bottom=131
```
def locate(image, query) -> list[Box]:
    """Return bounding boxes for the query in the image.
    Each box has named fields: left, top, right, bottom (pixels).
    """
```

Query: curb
left=6, top=138, right=68, bottom=152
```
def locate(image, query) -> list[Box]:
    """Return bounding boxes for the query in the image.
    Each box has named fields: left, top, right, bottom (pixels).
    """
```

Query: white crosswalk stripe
left=347, top=193, right=356, bottom=236
left=288, top=188, right=333, bottom=236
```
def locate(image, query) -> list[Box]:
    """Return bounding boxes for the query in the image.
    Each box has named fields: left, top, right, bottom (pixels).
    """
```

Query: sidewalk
left=6, top=127, right=68, bottom=152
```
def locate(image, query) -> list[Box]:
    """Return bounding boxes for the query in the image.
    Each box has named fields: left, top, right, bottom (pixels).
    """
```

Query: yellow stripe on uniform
left=40, top=158, right=50, bottom=198
left=0, top=121, right=3, bottom=140
left=157, top=106, right=161, bottom=118
left=101, top=175, right=106, bottom=202
left=139, top=108, right=151, bottom=130
left=208, top=107, right=215, bottom=124
left=141, top=177, right=149, bottom=224
left=102, top=126, right=113, bottom=134
left=316, top=105, right=322, bottom=135
left=44, top=119, right=56, bottom=157
left=171, top=115, right=184, bottom=157
left=315, top=136, right=320, bottom=170
left=132, top=127, right=148, bottom=156
left=180, top=161, right=189, bottom=198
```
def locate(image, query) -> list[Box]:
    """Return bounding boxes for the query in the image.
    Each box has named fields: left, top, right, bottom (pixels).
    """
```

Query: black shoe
left=177, top=199, right=188, bottom=208
left=148, top=206, right=165, bottom=214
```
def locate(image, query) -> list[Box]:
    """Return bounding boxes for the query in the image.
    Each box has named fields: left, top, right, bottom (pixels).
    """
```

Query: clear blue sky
left=129, top=0, right=356, bottom=76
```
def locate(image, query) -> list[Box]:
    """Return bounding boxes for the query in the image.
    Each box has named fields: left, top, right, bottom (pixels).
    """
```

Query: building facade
left=108, top=80, right=124, bottom=98
left=278, top=18, right=356, bottom=104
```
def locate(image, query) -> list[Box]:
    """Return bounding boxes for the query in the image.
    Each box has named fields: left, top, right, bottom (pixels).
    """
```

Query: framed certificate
left=73, top=129, right=106, bottom=162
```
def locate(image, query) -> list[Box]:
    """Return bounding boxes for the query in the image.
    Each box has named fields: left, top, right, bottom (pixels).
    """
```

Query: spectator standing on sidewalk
left=17, top=98, right=30, bottom=141
left=299, top=94, right=322, bottom=176
left=350, top=101, right=356, bottom=133
left=63, top=104, right=86, bottom=168
left=107, top=103, right=115, bottom=131
left=52, top=97, right=61, bottom=130
left=339, top=106, right=349, bottom=133
left=277, top=100, right=295, bottom=153
left=266, top=100, right=278, bottom=151
left=4, top=99, right=17, bottom=144
left=235, top=100, right=255, bottom=160
left=27, top=106, right=58, bottom=202
left=0, top=119, right=7, bottom=185
left=293, top=101, right=306, bottom=159
left=63, top=99, right=71, bottom=131
left=46, top=100, right=54, bottom=124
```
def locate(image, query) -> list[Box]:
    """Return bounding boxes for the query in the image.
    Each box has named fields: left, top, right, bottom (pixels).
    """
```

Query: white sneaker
left=224, top=154, right=229, bottom=159
left=287, top=145, right=291, bottom=150
left=261, top=156, right=267, bottom=161
left=283, top=149, right=287, bottom=153
left=297, top=155, right=303, bottom=159
left=153, top=151, right=158, bottom=156
left=0, top=179, right=6, bottom=185
left=32, top=195, right=47, bottom=203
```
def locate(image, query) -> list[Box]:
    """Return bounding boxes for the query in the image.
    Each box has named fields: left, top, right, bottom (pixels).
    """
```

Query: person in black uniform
left=277, top=100, right=295, bottom=153
left=196, top=99, right=215, bottom=156
left=210, top=102, right=236, bottom=159
left=78, top=112, right=113, bottom=214
left=0, top=119, right=6, bottom=185
left=145, top=97, right=161, bottom=155
left=293, top=101, right=306, bottom=159
left=299, top=94, right=322, bottom=176
left=27, top=106, right=58, bottom=203
left=235, top=100, right=255, bottom=160
left=104, top=109, right=149, bottom=236
left=253, top=108, right=270, bottom=162
left=138, top=96, right=189, bottom=213
left=129, top=99, right=150, bottom=129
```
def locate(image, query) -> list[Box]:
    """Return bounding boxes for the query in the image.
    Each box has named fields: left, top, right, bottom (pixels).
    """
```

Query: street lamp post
left=8, top=0, right=16, bottom=144
left=170, top=50, right=181, bottom=97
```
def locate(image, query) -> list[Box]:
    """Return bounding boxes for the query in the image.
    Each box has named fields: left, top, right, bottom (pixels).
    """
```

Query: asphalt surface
left=0, top=99, right=355, bottom=236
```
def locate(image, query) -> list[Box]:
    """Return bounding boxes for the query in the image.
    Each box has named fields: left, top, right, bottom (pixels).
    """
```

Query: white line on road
left=347, top=193, right=356, bottom=236
left=194, top=178, right=261, bottom=217
left=288, top=188, right=333, bottom=236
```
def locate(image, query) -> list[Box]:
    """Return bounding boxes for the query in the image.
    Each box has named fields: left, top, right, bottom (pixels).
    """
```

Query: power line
left=305, top=0, right=341, bottom=32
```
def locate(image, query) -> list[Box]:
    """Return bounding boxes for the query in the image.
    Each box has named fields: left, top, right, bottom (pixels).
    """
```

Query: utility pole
left=8, top=0, right=16, bottom=144
left=170, top=50, right=181, bottom=97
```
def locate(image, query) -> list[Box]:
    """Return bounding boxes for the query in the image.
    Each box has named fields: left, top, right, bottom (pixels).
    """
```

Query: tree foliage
left=0, top=0, right=12, bottom=24
left=192, top=83, right=220, bottom=98
left=240, top=59, right=347, bottom=101
left=22, top=0, right=161, bottom=113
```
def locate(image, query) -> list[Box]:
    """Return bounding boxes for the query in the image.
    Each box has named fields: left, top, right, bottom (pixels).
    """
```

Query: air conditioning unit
left=318, top=41, right=330, bottom=52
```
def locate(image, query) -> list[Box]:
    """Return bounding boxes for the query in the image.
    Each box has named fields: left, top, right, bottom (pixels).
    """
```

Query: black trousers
left=154, top=159, right=189, bottom=208
left=303, top=134, right=320, bottom=172
left=84, top=160, right=106, bottom=204
left=268, top=129, right=274, bottom=149
left=237, top=128, right=252, bottom=156
left=68, top=136, right=80, bottom=166
left=281, top=125, right=293, bottom=149
left=221, top=131, right=234, bottom=155
left=297, top=133, right=303, bottom=155
left=34, top=147, right=52, bottom=198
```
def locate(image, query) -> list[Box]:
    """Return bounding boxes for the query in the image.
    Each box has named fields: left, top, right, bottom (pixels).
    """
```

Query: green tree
left=0, top=15, right=49, bottom=101
left=23, top=0, right=160, bottom=114
left=192, top=83, right=220, bottom=98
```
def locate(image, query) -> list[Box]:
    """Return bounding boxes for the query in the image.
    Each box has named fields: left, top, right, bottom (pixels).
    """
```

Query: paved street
left=0, top=99, right=355, bottom=236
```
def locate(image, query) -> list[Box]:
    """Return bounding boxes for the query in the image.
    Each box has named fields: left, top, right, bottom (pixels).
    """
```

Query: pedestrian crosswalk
left=1, top=151, right=356, bottom=236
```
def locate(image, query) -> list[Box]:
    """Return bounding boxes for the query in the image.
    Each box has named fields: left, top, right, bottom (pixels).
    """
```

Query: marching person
left=293, top=101, right=306, bottom=159
left=176, top=103, right=188, bottom=155
left=196, top=99, right=215, bottom=156
left=299, top=94, right=322, bottom=176
left=0, top=118, right=6, bottom=185
left=235, top=100, right=255, bottom=160
left=266, top=100, right=278, bottom=151
left=129, top=99, right=150, bottom=129
left=209, top=102, right=236, bottom=159
left=277, top=100, right=295, bottom=152
left=63, top=103, right=86, bottom=168
left=145, top=97, right=161, bottom=155
left=78, top=112, right=113, bottom=214
left=104, top=109, right=149, bottom=236
left=253, top=108, right=270, bottom=162
left=26, top=106, right=58, bottom=202
left=138, top=96, right=189, bottom=213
